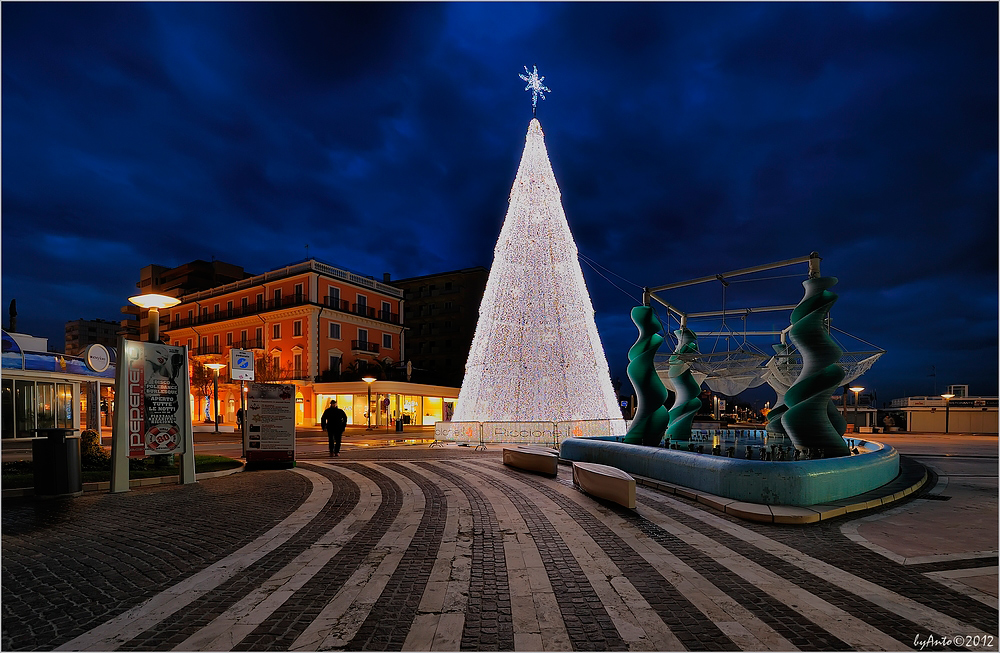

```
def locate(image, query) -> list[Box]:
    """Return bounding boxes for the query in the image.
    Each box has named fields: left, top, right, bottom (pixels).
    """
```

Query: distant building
left=64, top=318, right=120, bottom=356
left=889, top=386, right=997, bottom=434
left=391, top=267, right=488, bottom=387
left=121, top=260, right=251, bottom=341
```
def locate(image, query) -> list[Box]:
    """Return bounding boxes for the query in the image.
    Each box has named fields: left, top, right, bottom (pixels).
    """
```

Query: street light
left=849, top=386, right=864, bottom=432
left=941, top=393, right=955, bottom=434
left=362, top=376, right=376, bottom=430
left=205, top=363, right=226, bottom=433
left=128, top=293, right=180, bottom=343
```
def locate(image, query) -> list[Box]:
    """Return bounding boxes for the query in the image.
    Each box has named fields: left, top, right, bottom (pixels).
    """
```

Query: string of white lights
left=453, top=118, right=622, bottom=422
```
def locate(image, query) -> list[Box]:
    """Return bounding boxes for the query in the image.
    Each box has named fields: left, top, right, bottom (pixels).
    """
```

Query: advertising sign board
left=245, top=383, right=296, bottom=463
left=118, top=340, right=190, bottom=457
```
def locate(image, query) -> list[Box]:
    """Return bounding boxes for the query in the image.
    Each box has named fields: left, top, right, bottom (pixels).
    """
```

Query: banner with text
left=119, top=340, right=188, bottom=458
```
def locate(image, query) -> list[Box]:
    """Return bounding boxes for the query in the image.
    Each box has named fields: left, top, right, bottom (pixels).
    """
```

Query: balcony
left=351, top=340, right=380, bottom=355
left=166, top=294, right=309, bottom=330
left=191, top=344, right=223, bottom=357
left=324, top=297, right=399, bottom=325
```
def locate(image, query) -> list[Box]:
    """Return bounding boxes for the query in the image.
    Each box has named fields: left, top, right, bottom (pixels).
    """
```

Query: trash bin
left=395, top=418, right=403, bottom=433
left=32, top=429, right=83, bottom=498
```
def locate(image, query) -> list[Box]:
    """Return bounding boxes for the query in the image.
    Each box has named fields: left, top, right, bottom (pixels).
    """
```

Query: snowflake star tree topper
left=520, top=65, right=550, bottom=116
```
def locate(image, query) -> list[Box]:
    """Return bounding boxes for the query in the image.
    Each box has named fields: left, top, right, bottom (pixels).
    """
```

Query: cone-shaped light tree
left=452, top=118, right=622, bottom=423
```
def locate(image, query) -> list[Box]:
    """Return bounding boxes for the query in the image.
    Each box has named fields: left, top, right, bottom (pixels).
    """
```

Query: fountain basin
left=559, top=437, right=899, bottom=506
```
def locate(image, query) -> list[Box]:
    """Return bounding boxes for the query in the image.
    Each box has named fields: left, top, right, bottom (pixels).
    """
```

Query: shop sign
left=84, top=343, right=111, bottom=372
left=119, top=340, right=188, bottom=458
left=246, top=383, right=296, bottom=463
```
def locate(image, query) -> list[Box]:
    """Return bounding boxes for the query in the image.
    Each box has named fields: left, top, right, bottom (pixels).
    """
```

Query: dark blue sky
left=3, top=2, right=997, bottom=402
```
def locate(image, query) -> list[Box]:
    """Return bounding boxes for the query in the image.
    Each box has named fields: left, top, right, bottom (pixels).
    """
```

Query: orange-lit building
left=158, top=259, right=459, bottom=427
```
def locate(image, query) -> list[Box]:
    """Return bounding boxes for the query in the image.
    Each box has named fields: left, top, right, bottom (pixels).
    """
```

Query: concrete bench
left=517, top=444, right=560, bottom=456
left=503, top=447, right=558, bottom=476
left=572, top=461, right=636, bottom=509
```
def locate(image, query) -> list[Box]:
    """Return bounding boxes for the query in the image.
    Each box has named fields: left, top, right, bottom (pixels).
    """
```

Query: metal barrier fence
left=434, top=419, right=628, bottom=448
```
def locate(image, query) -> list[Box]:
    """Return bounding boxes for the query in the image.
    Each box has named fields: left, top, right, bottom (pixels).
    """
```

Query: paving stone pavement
left=2, top=448, right=997, bottom=652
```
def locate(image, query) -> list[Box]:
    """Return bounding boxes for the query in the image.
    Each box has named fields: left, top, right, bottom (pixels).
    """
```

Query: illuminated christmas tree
left=453, top=117, right=622, bottom=423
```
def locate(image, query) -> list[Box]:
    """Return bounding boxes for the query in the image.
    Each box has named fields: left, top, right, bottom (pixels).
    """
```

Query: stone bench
left=502, top=447, right=558, bottom=476
left=572, top=461, right=636, bottom=509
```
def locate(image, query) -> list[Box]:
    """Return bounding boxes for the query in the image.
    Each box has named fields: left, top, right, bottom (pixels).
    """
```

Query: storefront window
left=15, top=380, right=35, bottom=438
left=2, top=379, right=14, bottom=439
left=56, top=383, right=73, bottom=428
left=315, top=394, right=355, bottom=425
left=37, top=382, right=55, bottom=429
left=423, top=397, right=443, bottom=425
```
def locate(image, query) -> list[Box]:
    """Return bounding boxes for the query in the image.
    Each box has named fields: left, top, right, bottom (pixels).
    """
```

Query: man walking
left=321, top=399, right=348, bottom=457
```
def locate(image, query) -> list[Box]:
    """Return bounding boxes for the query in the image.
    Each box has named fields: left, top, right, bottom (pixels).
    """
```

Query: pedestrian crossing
left=56, top=459, right=997, bottom=651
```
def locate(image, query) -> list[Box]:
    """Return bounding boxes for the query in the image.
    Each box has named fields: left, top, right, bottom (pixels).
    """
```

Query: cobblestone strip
left=766, top=512, right=999, bottom=634
left=471, top=462, right=744, bottom=652
left=415, top=461, right=515, bottom=651
left=344, top=462, right=449, bottom=651
left=174, top=464, right=383, bottom=651
left=398, top=463, right=473, bottom=651
left=51, top=469, right=324, bottom=652
left=638, top=488, right=991, bottom=650
left=526, top=476, right=849, bottom=651
left=452, top=462, right=629, bottom=652
left=235, top=463, right=409, bottom=651
left=112, top=467, right=354, bottom=652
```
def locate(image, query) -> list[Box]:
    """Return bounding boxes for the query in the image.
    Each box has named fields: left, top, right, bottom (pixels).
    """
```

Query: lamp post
left=205, top=363, right=226, bottom=433
left=940, top=393, right=955, bottom=434
left=362, top=376, right=376, bottom=430
left=127, top=293, right=180, bottom=343
left=849, top=386, right=864, bottom=431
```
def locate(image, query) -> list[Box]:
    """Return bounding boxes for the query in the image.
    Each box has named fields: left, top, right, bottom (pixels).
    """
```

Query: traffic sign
left=230, top=348, right=255, bottom=381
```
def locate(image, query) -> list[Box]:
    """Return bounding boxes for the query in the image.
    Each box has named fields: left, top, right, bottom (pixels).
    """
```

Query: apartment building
left=64, top=318, right=120, bottom=356
left=157, top=259, right=457, bottom=427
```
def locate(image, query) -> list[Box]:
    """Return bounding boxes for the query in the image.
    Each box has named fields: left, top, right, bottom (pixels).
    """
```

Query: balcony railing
left=191, top=344, right=224, bottom=357
left=165, top=292, right=400, bottom=331
left=351, top=340, right=380, bottom=354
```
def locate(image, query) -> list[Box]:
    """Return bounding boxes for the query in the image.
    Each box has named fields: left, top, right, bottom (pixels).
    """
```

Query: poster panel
left=245, top=382, right=295, bottom=463
left=120, top=340, right=188, bottom=458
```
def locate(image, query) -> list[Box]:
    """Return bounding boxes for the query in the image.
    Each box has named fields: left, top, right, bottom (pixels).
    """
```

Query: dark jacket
left=321, top=406, right=348, bottom=434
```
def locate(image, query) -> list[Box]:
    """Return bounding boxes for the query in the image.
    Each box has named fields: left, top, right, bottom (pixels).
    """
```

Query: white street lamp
left=362, top=376, right=376, bottom=430
left=205, top=363, right=226, bottom=433
left=128, top=293, right=180, bottom=343
left=940, top=393, right=955, bottom=434
left=849, top=386, right=864, bottom=431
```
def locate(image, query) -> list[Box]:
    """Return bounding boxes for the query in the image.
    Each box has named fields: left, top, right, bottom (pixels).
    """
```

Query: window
left=293, top=320, right=302, bottom=337
left=201, top=337, right=208, bottom=349
left=357, top=294, right=367, bottom=308
left=188, top=309, right=193, bottom=322
left=255, top=327, right=263, bottom=343
left=445, top=282, right=453, bottom=290
left=241, top=297, right=248, bottom=310
left=213, top=335, right=220, bottom=349
left=357, top=328, right=368, bottom=344
left=227, top=300, right=233, bottom=314
left=187, top=339, right=193, bottom=349
left=293, top=353, right=302, bottom=373
left=329, top=322, right=341, bottom=339
left=382, top=301, right=391, bottom=314
left=240, top=330, right=248, bottom=345
left=329, top=287, right=340, bottom=306
left=226, top=332, right=233, bottom=346
left=294, top=283, right=303, bottom=299
left=273, top=323, right=281, bottom=339
left=256, top=293, right=263, bottom=309
left=328, top=355, right=341, bottom=374
left=274, top=289, right=282, bottom=303
left=383, top=334, right=392, bottom=349
left=214, top=304, right=220, bottom=317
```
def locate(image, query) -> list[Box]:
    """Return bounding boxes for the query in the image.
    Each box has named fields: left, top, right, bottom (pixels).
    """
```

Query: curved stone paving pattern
left=3, top=456, right=997, bottom=651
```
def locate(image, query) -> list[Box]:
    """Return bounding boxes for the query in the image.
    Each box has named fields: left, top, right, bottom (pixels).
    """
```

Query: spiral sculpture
left=765, top=343, right=790, bottom=438
left=781, top=277, right=850, bottom=457
left=623, top=306, right=668, bottom=446
left=666, top=325, right=702, bottom=446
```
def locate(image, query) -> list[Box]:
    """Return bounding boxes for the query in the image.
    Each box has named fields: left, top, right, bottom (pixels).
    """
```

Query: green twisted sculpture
left=623, top=306, right=668, bottom=446
left=765, top=343, right=791, bottom=438
left=666, top=325, right=702, bottom=447
left=781, top=277, right=850, bottom=457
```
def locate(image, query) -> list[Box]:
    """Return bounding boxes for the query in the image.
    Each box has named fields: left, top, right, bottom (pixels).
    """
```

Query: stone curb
left=629, top=466, right=929, bottom=524
left=2, top=464, right=245, bottom=498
